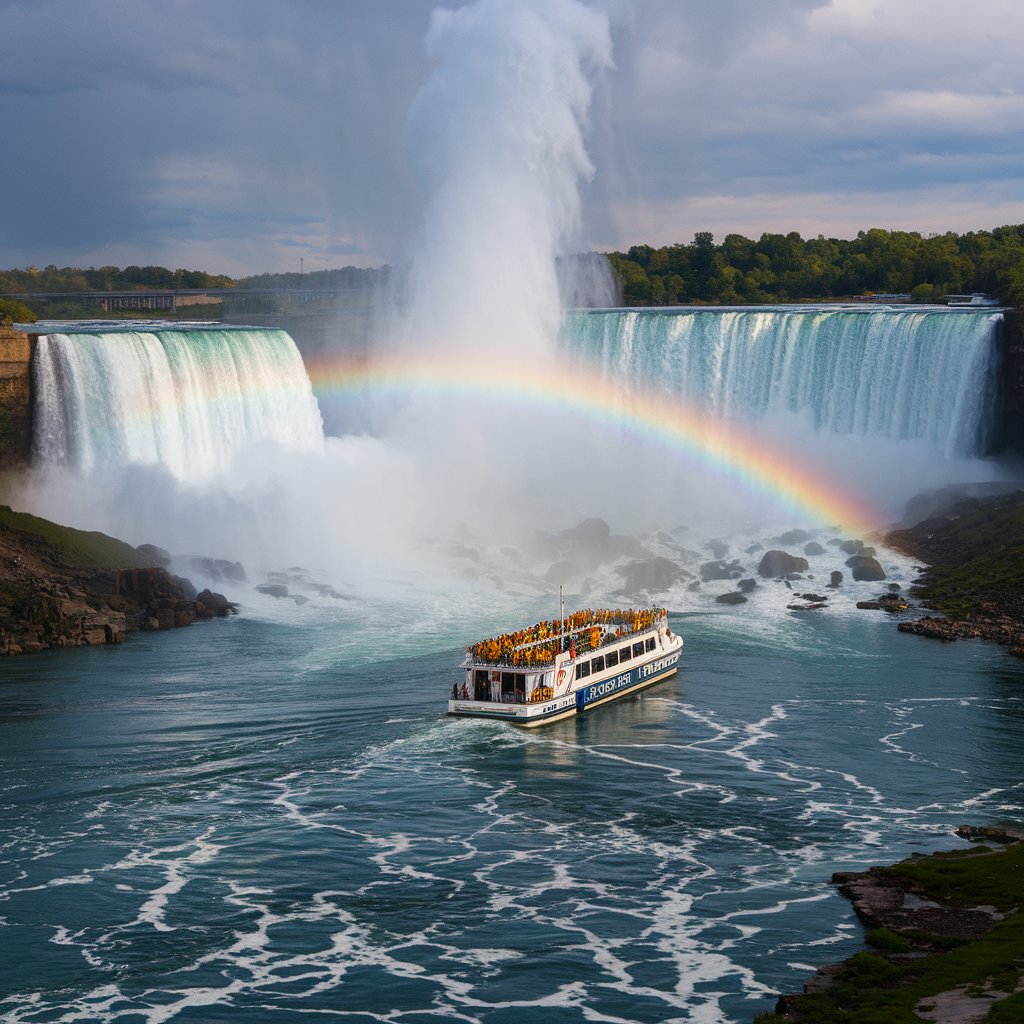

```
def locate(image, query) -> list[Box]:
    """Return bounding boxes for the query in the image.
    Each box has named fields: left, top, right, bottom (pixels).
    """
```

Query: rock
left=800, top=593, right=828, bottom=603
left=774, top=529, right=812, bottom=545
left=848, top=556, right=886, bottom=581
left=189, top=556, right=223, bottom=582
left=716, top=591, right=747, bottom=604
left=700, top=559, right=743, bottom=581
left=137, top=543, right=171, bottom=567
left=804, top=541, right=826, bottom=556
left=195, top=589, right=238, bottom=618
left=857, top=600, right=882, bottom=610
left=828, top=570, right=844, bottom=587
left=840, top=539, right=865, bottom=554
left=156, top=607, right=175, bottom=630
left=214, top=559, right=246, bottom=583
left=757, top=550, right=810, bottom=578
left=616, top=557, right=685, bottom=593
left=737, top=577, right=757, bottom=593
left=256, top=583, right=289, bottom=599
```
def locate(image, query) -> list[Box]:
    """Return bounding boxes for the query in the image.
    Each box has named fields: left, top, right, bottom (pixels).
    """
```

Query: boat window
left=606, top=649, right=618, bottom=668
left=501, top=672, right=518, bottom=694
left=592, top=655, right=604, bottom=673
left=646, top=637, right=656, bottom=652
left=632, top=642, right=644, bottom=657
left=576, top=661, right=591, bottom=679
left=474, top=670, right=488, bottom=686
left=619, top=646, right=631, bottom=662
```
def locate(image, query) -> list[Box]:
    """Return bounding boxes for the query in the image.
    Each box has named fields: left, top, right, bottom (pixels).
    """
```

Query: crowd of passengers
left=468, top=608, right=666, bottom=667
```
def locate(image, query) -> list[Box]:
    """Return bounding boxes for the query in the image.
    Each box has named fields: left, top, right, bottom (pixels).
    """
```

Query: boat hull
left=448, top=640, right=682, bottom=727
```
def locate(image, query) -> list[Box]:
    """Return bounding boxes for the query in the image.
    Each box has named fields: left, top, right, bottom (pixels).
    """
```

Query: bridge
left=0, top=288, right=365, bottom=312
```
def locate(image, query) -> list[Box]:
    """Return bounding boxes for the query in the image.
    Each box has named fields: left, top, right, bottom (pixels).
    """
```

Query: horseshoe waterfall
left=4, top=306, right=1021, bottom=1024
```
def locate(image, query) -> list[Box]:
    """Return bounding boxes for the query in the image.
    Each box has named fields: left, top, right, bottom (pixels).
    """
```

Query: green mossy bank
left=763, top=833, right=1024, bottom=1023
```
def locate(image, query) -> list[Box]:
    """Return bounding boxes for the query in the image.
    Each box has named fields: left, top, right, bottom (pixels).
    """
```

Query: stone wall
left=997, top=310, right=1024, bottom=455
left=0, top=325, right=33, bottom=468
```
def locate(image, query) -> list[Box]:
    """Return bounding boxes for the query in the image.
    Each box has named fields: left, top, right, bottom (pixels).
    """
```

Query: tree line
left=3, top=223, right=1023, bottom=321
left=605, top=225, right=1024, bottom=307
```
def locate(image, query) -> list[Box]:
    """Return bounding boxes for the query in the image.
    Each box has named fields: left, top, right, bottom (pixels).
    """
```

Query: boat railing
left=468, top=613, right=664, bottom=668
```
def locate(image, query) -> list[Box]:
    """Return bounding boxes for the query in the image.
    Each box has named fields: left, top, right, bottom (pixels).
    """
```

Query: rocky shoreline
left=885, top=491, right=1024, bottom=656
left=1, top=504, right=235, bottom=656
left=767, top=827, right=1024, bottom=1023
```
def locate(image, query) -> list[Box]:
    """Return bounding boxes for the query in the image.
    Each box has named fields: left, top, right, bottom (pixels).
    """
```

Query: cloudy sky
left=2, top=0, right=1022, bottom=276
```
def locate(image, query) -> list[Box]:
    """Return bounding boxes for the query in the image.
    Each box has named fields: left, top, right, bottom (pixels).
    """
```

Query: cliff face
left=998, top=309, right=1024, bottom=454
left=0, top=325, right=33, bottom=468
left=0, top=504, right=235, bottom=657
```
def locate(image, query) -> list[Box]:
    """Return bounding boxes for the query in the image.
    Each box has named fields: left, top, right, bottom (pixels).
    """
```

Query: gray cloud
left=1, top=0, right=1022, bottom=275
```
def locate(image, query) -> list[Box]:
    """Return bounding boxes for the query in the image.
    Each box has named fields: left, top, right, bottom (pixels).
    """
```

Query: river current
left=3, top=589, right=1022, bottom=1023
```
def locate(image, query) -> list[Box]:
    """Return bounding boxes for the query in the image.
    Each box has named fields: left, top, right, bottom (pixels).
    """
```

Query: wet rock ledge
left=761, top=826, right=1024, bottom=1024
left=886, top=491, right=1024, bottom=656
left=1, top=504, right=235, bottom=656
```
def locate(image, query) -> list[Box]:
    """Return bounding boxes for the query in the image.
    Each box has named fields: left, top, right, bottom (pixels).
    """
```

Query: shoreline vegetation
left=760, top=828, right=1024, bottom=1024
left=885, top=491, right=1024, bottom=655
left=1, top=222, right=1023, bottom=320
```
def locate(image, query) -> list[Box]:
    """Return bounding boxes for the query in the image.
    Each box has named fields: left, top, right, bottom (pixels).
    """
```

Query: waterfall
left=32, top=326, right=324, bottom=481
left=563, top=307, right=1002, bottom=458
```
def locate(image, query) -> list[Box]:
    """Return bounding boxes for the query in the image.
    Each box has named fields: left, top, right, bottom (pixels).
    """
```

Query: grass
left=764, top=842, right=1024, bottom=1023
left=888, top=495, right=1024, bottom=618
left=0, top=504, right=153, bottom=569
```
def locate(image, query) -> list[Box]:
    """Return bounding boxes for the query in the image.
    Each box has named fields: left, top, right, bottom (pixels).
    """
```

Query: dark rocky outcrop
left=803, top=541, right=825, bottom=556
left=0, top=506, right=236, bottom=656
left=715, top=591, right=747, bottom=605
left=773, top=529, right=811, bottom=545
left=757, top=549, right=809, bottom=578
left=772, top=834, right=1024, bottom=1023
left=885, top=491, right=1024, bottom=653
left=737, top=577, right=757, bottom=593
left=617, top=556, right=687, bottom=594
left=827, top=570, right=843, bottom=588
left=847, top=554, right=886, bottom=581
left=699, top=558, right=743, bottom=582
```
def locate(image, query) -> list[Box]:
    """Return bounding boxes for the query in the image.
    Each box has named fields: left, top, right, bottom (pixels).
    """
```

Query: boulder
left=828, top=570, right=844, bottom=587
left=616, top=557, right=685, bottom=593
left=804, top=541, right=825, bottom=556
left=700, top=559, right=743, bottom=581
left=256, top=583, right=289, bottom=599
left=737, top=577, right=757, bottom=593
left=774, top=529, right=811, bottom=545
left=716, top=591, right=748, bottom=605
left=758, top=550, right=810, bottom=578
left=840, top=539, right=865, bottom=554
left=195, top=589, right=238, bottom=618
left=848, top=556, right=886, bottom=581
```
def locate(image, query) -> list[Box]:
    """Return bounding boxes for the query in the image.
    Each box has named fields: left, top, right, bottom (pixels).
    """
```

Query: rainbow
left=305, top=351, right=880, bottom=535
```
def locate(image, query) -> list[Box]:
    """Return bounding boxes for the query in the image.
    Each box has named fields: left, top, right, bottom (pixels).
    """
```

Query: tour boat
left=946, top=293, right=1001, bottom=307
left=448, top=604, right=683, bottom=727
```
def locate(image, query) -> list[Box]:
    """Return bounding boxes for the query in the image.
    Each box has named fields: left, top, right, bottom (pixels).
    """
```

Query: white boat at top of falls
left=946, top=293, right=1001, bottom=307
left=448, top=605, right=683, bottom=727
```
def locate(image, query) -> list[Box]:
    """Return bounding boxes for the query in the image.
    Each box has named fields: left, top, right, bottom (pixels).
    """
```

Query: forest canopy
left=605, top=225, right=1024, bottom=307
